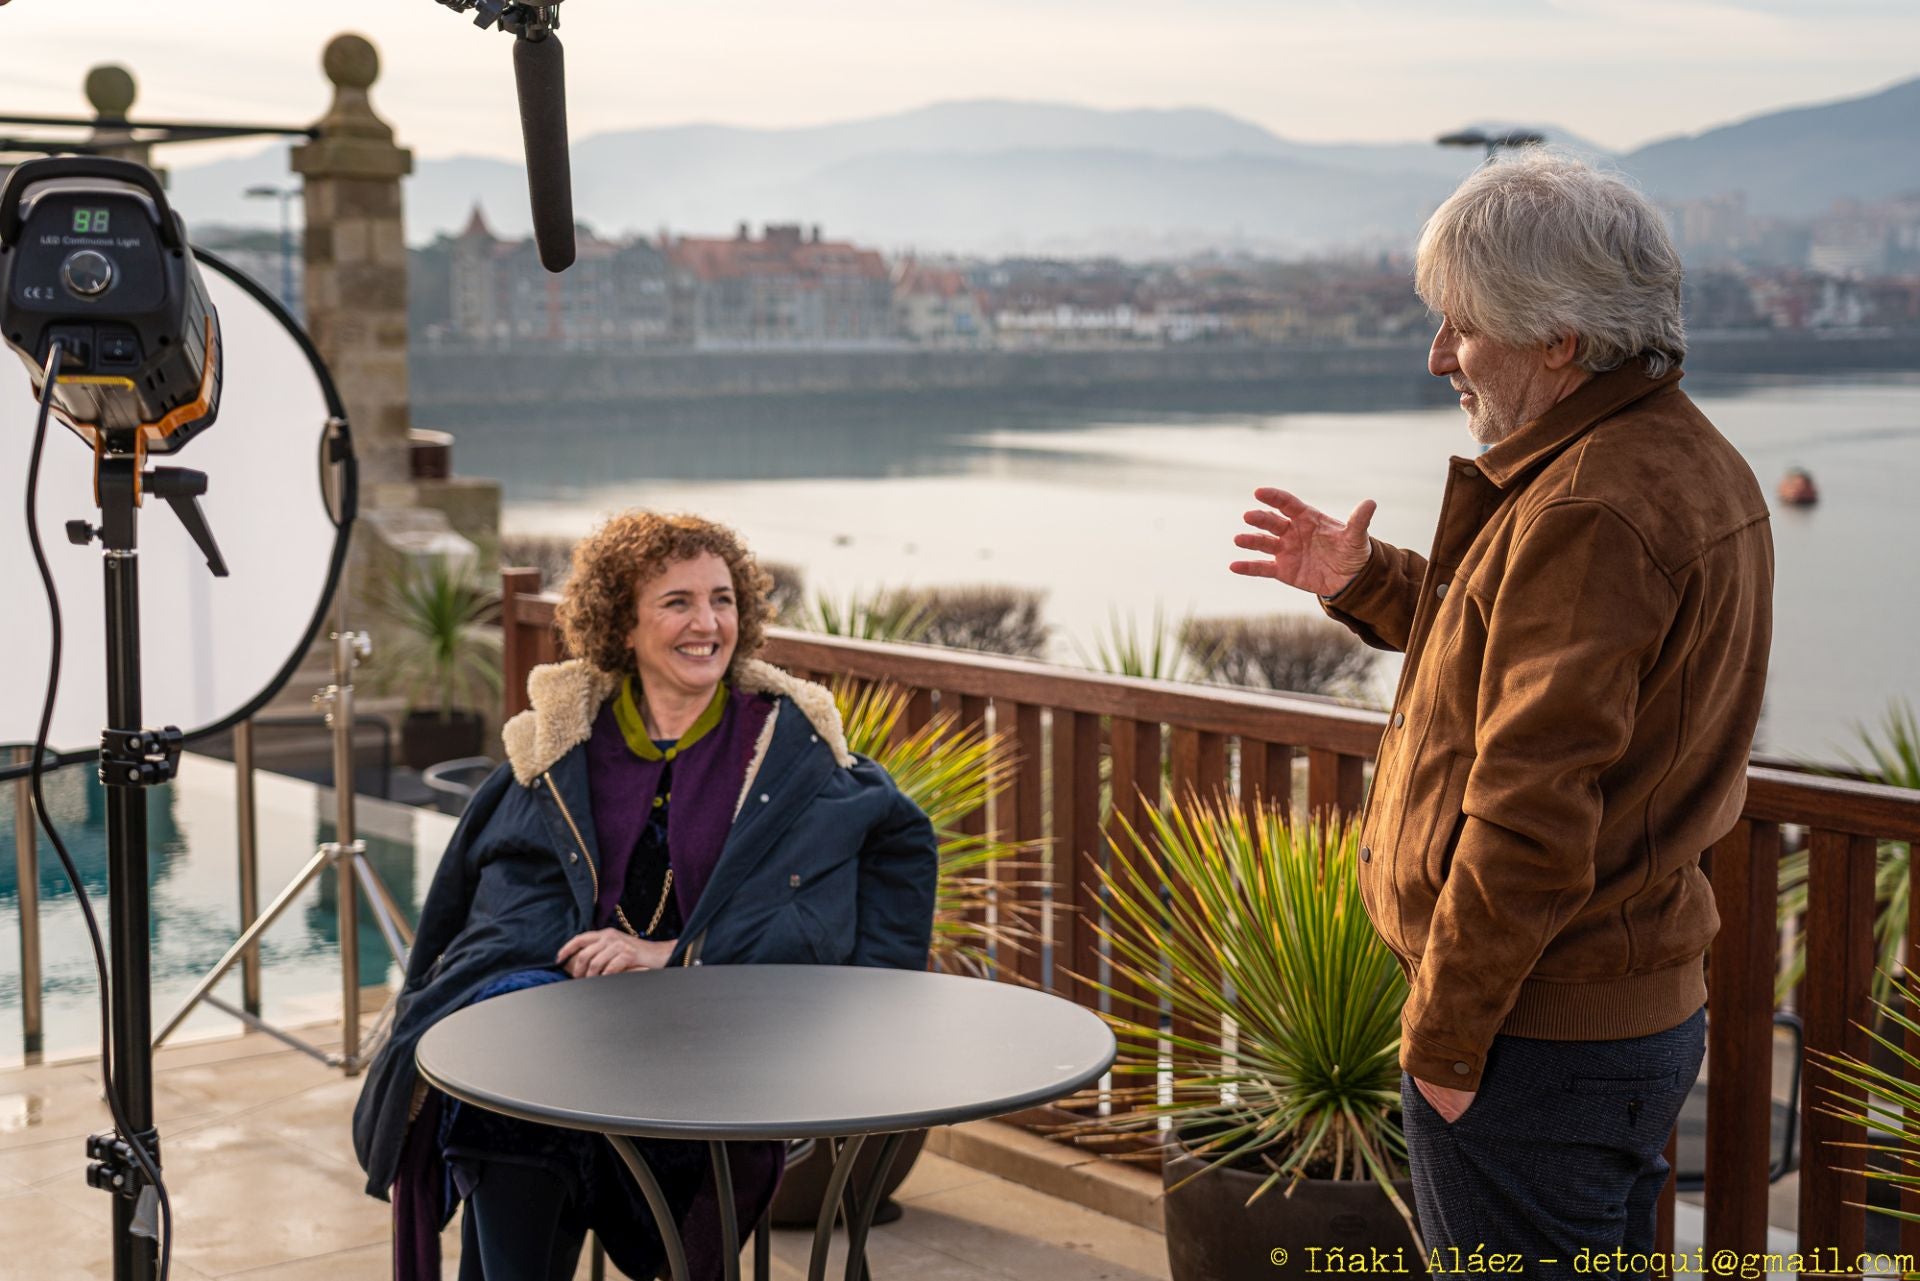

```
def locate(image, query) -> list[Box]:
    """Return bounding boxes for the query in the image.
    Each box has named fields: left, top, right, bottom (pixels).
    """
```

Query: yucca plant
left=834, top=681, right=1039, bottom=976
left=1065, top=800, right=1413, bottom=1228
left=1809, top=968, right=1920, bottom=1233
left=1075, top=606, right=1194, bottom=681
left=375, top=555, right=503, bottom=721
left=798, top=589, right=930, bottom=644
left=1778, top=700, right=1920, bottom=1009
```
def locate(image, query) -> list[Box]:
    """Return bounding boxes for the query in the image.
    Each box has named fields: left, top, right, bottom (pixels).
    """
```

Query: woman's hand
left=557, top=930, right=675, bottom=978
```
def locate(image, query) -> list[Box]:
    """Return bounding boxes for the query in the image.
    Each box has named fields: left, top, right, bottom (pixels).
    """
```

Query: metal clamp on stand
left=99, top=728, right=182, bottom=789
left=86, top=1128, right=160, bottom=1198
left=154, top=624, right=416, bottom=1074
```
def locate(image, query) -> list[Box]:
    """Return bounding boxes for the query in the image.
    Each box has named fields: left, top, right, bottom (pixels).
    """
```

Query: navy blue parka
left=352, top=658, right=939, bottom=1199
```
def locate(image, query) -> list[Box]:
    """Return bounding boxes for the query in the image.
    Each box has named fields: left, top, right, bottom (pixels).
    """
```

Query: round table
left=415, top=964, right=1116, bottom=1281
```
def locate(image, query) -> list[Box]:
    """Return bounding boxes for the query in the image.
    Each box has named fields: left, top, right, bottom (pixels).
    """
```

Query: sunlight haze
left=2, top=0, right=1916, bottom=162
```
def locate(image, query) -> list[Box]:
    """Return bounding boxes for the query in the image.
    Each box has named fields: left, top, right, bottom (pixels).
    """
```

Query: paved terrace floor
left=0, top=1019, right=1172, bottom=1280
left=0, top=1013, right=1809, bottom=1279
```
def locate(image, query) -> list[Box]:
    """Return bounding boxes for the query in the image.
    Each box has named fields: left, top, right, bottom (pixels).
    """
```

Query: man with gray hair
left=1231, top=150, right=1772, bottom=1263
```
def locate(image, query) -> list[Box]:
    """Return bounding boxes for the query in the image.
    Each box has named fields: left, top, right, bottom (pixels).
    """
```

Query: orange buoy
left=1776, top=467, right=1818, bottom=506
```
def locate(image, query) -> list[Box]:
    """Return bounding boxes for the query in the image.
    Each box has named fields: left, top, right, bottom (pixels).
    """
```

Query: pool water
left=0, top=753, right=455, bottom=1069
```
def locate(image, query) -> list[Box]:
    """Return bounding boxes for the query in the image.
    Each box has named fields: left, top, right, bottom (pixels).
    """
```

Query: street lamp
left=244, top=183, right=299, bottom=312
left=1437, top=128, right=1546, bottom=161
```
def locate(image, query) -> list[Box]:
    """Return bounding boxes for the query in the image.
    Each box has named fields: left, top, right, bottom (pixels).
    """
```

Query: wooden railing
left=502, top=568, right=1920, bottom=1266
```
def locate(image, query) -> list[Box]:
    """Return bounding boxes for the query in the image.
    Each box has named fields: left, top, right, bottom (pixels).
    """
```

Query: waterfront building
left=449, top=205, right=670, bottom=346
left=667, top=223, right=896, bottom=347
left=893, top=258, right=992, bottom=346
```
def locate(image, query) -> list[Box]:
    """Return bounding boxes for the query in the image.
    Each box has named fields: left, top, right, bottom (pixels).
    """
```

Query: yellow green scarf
left=611, top=676, right=728, bottom=761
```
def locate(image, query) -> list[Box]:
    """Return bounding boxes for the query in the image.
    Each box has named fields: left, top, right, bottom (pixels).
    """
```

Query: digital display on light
left=71, top=208, right=112, bottom=234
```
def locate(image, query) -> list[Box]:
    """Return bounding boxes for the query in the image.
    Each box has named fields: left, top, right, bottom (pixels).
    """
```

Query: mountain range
left=165, top=76, right=1920, bottom=258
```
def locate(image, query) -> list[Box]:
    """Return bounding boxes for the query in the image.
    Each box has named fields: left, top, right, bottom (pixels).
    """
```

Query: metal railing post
left=328, top=628, right=362, bottom=1070
left=233, top=720, right=262, bottom=1017
left=13, top=748, right=42, bottom=1061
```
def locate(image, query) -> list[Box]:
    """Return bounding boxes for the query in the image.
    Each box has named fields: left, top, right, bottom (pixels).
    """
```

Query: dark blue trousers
left=1402, top=1006, right=1706, bottom=1281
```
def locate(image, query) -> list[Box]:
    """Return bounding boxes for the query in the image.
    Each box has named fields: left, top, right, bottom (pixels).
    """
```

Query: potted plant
left=769, top=680, right=1039, bottom=1225
left=375, top=554, right=504, bottom=770
left=1067, top=800, right=1422, bottom=1281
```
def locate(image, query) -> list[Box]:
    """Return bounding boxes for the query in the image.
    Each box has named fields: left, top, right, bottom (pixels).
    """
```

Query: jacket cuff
left=1400, top=1021, right=1487, bottom=1092
left=1317, top=538, right=1397, bottom=627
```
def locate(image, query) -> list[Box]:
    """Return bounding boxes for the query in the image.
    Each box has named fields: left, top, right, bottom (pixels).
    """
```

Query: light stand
left=154, top=604, right=415, bottom=1073
left=67, top=439, right=231, bottom=1281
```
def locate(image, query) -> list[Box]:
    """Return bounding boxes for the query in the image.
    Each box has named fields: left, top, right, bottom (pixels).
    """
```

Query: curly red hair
left=555, top=511, right=774, bottom=681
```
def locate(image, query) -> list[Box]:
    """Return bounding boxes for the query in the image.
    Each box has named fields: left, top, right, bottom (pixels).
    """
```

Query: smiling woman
left=351, top=509, right=939, bottom=1281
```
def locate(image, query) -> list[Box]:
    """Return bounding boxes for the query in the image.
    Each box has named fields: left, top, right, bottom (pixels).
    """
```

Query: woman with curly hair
left=353, top=511, right=938, bottom=1280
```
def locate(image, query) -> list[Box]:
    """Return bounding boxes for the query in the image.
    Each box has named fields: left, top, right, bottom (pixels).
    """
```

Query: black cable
left=24, top=343, right=173, bottom=1280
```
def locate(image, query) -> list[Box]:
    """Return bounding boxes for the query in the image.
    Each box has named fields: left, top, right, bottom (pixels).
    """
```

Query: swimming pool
left=0, top=753, right=455, bottom=1069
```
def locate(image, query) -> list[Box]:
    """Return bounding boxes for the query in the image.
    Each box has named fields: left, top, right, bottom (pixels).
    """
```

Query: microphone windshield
left=513, top=32, right=576, bottom=273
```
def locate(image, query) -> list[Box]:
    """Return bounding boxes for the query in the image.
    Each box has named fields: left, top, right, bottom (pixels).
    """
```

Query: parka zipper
left=541, top=770, right=639, bottom=938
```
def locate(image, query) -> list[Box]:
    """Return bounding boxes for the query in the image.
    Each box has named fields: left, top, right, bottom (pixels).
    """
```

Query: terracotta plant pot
left=400, top=709, right=485, bottom=771
left=1161, top=1139, right=1423, bottom=1281
left=768, top=1129, right=929, bottom=1228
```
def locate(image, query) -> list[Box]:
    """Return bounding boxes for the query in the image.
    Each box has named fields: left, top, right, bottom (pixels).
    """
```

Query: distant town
left=195, top=188, right=1920, bottom=358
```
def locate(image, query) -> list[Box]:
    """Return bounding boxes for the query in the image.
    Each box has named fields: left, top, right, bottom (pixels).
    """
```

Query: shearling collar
left=501, top=657, right=854, bottom=785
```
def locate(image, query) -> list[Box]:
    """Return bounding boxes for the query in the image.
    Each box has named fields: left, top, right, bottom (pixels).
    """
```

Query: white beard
left=1467, top=412, right=1518, bottom=446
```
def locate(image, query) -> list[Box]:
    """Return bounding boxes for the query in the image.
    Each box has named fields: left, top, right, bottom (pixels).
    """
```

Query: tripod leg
left=352, top=853, right=415, bottom=962
left=154, top=846, right=333, bottom=1048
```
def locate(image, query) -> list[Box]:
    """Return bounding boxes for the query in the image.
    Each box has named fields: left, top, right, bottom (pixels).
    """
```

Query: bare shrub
left=1182, top=614, right=1378, bottom=698
left=761, top=561, right=807, bottom=622
left=500, top=532, right=578, bottom=591
left=886, top=585, right=1050, bottom=659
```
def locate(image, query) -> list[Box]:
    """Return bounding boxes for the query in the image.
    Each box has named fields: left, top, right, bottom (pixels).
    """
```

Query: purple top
left=584, top=684, right=774, bottom=930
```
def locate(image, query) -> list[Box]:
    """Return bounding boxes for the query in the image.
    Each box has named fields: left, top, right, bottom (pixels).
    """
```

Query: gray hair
left=1414, top=149, right=1686, bottom=378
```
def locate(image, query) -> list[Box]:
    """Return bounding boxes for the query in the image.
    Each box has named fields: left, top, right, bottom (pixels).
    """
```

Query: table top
left=414, top=965, right=1117, bottom=1141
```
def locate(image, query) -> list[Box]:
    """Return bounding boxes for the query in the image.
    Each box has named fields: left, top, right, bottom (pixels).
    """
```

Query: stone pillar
left=291, top=34, right=414, bottom=489
left=83, top=64, right=162, bottom=178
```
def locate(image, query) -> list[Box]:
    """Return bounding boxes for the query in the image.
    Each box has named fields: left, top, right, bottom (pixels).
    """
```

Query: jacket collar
left=1474, top=362, right=1684, bottom=491
left=501, top=656, right=853, bottom=785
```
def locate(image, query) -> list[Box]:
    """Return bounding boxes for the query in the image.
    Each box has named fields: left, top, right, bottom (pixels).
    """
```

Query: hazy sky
left=2, top=1, right=1916, bottom=163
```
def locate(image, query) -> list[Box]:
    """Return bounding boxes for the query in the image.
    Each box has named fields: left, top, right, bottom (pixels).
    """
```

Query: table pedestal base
left=605, top=1133, right=906, bottom=1281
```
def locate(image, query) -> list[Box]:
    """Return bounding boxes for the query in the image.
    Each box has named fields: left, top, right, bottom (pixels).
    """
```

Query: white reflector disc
left=0, top=252, right=350, bottom=761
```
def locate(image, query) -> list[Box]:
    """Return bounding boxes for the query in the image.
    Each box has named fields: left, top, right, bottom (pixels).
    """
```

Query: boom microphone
left=513, top=30, right=575, bottom=273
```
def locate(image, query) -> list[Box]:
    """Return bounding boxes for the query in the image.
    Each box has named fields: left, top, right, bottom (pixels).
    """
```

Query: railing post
left=234, top=720, right=263, bottom=1017
left=1239, top=739, right=1293, bottom=826
left=1306, top=747, right=1364, bottom=819
left=13, top=748, right=42, bottom=1061
left=1704, top=820, right=1780, bottom=1256
left=1105, top=718, right=1162, bottom=1027
left=1798, top=828, right=1877, bottom=1262
left=1052, top=709, right=1101, bottom=1006
left=502, top=566, right=544, bottom=721
left=1002, top=701, right=1046, bottom=990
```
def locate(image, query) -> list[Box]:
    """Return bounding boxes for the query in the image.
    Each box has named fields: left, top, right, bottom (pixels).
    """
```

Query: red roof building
left=667, top=224, right=896, bottom=346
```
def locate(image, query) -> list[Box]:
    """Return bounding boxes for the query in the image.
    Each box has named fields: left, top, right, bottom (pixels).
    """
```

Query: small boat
left=1776, top=467, right=1818, bottom=507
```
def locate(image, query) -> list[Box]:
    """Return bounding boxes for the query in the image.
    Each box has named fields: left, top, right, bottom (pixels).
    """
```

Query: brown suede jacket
left=1322, top=362, right=1772, bottom=1090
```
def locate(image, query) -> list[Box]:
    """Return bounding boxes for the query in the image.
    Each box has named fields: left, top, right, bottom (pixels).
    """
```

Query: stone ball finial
left=85, top=65, right=137, bottom=119
left=323, top=34, right=380, bottom=91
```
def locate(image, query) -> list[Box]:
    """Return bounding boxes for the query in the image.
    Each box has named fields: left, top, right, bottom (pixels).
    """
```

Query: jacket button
left=1360, top=845, right=1371, bottom=863
left=760, top=793, right=771, bottom=804
left=1435, top=582, right=1449, bottom=599
left=569, top=852, right=578, bottom=863
left=810, top=734, right=819, bottom=743
left=1391, top=712, right=1404, bottom=728
left=1452, top=1061, right=1471, bottom=1076
left=789, top=874, right=801, bottom=888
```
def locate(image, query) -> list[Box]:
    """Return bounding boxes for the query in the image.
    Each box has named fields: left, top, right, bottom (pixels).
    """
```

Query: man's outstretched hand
left=1231, top=488, right=1376, bottom=598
